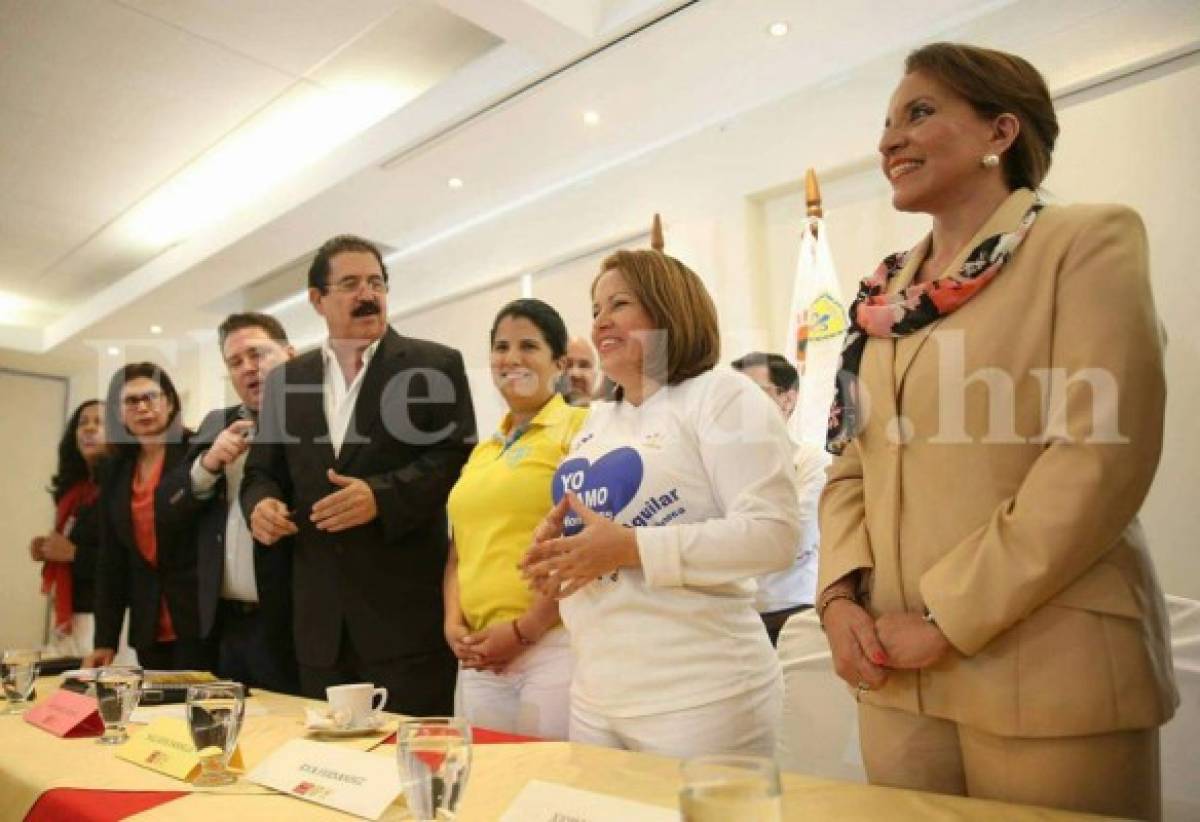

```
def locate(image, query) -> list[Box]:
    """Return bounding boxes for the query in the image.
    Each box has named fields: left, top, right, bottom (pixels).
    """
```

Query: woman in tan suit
left=816, top=43, right=1177, bottom=819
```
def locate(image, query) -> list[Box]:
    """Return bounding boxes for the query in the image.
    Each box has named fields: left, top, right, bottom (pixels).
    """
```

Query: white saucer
left=306, top=715, right=387, bottom=737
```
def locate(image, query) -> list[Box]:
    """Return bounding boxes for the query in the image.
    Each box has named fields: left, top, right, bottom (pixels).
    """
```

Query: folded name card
left=24, top=689, right=104, bottom=737
left=499, top=780, right=678, bottom=822
left=248, top=738, right=402, bottom=820
left=116, top=717, right=244, bottom=782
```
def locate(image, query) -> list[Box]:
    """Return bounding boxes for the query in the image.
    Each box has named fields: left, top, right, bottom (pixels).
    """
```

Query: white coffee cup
left=326, top=683, right=388, bottom=728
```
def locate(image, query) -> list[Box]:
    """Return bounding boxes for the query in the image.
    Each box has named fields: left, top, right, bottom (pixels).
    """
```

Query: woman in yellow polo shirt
left=445, top=298, right=587, bottom=739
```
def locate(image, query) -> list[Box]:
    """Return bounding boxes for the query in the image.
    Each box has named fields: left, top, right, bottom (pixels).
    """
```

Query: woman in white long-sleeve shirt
left=521, top=248, right=802, bottom=758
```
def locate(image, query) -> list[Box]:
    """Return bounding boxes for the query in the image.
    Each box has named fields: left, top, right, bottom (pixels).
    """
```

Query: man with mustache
left=242, top=235, right=477, bottom=713
left=159, top=313, right=298, bottom=692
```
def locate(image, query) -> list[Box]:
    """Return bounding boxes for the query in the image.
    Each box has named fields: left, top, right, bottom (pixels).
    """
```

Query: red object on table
left=24, top=789, right=188, bottom=822
left=382, top=724, right=542, bottom=746
left=24, top=690, right=104, bottom=738
left=23, top=725, right=540, bottom=820
left=469, top=726, right=542, bottom=745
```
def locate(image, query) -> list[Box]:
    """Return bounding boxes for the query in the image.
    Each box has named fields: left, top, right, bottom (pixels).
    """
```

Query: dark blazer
left=67, top=497, right=100, bottom=613
left=157, top=406, right=295, bottom=659
left=242, top=327, right=477, bottom=668
left=94, top=431, right=201, bottom=654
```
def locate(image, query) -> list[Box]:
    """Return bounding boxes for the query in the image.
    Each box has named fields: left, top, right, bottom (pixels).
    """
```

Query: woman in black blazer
left=85, top=363, right=210, bottom=671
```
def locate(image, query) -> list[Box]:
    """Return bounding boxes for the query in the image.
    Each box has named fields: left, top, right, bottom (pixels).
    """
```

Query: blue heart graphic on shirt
left=552, top=447, right=644, bottom=535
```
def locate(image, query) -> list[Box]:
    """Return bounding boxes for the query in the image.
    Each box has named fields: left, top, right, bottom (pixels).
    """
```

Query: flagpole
left=805, top=168, right=823, bottom=224
left=786, top=168, right=847, bottom=445
left=650, top=213, right=665, bottom=251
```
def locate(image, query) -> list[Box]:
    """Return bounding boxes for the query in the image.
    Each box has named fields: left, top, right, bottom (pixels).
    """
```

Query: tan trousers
left=858, top=702, right=1161, bottom=820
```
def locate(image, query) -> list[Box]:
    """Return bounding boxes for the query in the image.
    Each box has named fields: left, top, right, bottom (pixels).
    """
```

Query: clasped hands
left=823, top=595, right=952, bottom=691
left=250, top=469, right=377, bottom=545
left=518, top=493, right=639, bottom=600
left=445, top=613, right=553, bottom=673
left=29, top=532, right=76, bottom=563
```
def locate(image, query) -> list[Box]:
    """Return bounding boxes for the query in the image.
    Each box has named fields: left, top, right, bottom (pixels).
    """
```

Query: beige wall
left=394, top=279, right=522, bottom=437
left=0, top=369, right=68, bottom=649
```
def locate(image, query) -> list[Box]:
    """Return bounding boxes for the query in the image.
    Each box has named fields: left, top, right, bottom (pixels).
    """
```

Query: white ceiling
left=0, top=0, right=691, bottom=358
left=1, top=0, right=1196, bottom=375
left=0, top=0, right=499, bottom=315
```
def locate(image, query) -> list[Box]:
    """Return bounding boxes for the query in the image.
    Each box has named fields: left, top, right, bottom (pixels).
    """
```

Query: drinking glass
left=679, top=754, right=782, bottom=822
left=1, top=649, right=40, bottom=714
left=95, top=665, right=144, bottom=744
left=396, top=717, right=472, bottom=820
left=186, top=682, right=245, bottom=787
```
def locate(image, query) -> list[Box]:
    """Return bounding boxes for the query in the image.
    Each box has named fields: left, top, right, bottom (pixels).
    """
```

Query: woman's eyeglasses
left=121, top=390, right=164, bottom=409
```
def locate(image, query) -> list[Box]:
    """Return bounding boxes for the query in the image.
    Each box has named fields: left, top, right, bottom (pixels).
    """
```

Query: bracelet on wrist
left=816, top=591, right=859, bottom=625
left=511, top=618, right=536, bottom=647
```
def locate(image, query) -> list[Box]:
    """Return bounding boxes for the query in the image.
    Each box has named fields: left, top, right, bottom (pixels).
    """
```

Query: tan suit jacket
left=818, top=188, right=1178, bottom=738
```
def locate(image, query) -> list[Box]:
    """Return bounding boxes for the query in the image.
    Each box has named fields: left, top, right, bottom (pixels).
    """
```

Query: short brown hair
left=308, top=234, right=387, bottom=291
left=217, top=312, right=289, bottom=350
left=905, top=42, right=1058, bottom=191
left=593, top=249, right=720, bottom=386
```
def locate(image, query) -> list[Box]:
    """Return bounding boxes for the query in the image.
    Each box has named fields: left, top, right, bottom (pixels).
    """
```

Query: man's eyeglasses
left=328, top=275, right=388, bottom=294
left=122, top=390, right=164, bottom=409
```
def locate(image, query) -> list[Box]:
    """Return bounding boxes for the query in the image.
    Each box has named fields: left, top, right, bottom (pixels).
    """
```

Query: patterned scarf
left=826, top=201, right=1042, bottom=455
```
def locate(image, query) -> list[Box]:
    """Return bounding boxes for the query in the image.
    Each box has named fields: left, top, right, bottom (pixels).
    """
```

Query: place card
left=247, top=738, right=402, bottom=820
left=24, top=689, right=104, bottom=737
left=499, top=780, right=678, bottom=822
left=116, top=717, right=244, bottom=782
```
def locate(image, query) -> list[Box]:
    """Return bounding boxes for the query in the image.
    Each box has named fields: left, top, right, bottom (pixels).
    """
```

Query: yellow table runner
left=3, top=677, right=1103, bottom=821
left=0, top=678, right=391, bottom=820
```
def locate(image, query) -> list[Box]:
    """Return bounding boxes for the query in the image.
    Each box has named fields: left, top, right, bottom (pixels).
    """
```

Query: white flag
left=785, top=216, right=848, bottom=445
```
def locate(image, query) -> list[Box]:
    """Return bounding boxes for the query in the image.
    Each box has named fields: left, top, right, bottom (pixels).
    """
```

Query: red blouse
left=131, top=453, right=175, bottom=644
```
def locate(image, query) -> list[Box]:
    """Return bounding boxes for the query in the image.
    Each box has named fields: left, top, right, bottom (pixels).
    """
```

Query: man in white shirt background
left=560, top=335, right=598, bottom=407
left=158, top=312, right=298, bottom=691
left=731, top=352, right=830, bottom=645
left=242, top=235, right=476, bottom=714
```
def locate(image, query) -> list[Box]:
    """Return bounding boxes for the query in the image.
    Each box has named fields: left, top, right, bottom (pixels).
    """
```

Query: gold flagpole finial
left=805, top=168, right=823, bottom=219
left=650, top=213, right=665, bottom=251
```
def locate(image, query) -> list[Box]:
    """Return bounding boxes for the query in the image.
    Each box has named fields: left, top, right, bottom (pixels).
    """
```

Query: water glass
left=679, top=754, right=782, bottom=822
left=1, top=649, right=41, bottom=714
left=95, top=665, right=144, bottom=744
left=186, top=681, right=245, bottom=787
left=396, top=717, right=472, bottom=820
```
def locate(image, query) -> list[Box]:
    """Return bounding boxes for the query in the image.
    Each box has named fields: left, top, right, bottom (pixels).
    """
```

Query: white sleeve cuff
left=189, top=454, right=219, bottom=499
left=636, top=527, right=683, bottom=589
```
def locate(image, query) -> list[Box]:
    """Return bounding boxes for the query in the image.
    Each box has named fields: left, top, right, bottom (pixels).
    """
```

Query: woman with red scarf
left=29, top=399, right=109, bottom=657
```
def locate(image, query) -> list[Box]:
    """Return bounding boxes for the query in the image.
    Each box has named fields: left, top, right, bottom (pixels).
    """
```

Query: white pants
left=46, top=613, right=94, bottom=658
left=456, top=627, right=573, bottom=740
left=569, top=675, right=782, bottom=759
left=46, top=608, right=137, bottom=665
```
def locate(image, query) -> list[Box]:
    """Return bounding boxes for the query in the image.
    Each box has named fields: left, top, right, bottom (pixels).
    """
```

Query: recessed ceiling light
left=106, top=346, right=120, bottom=356
left=768, top=21, right=790, bottom=37
left=149, top=325, right=163, bottom=334
left=448, top=177, right=464, bottom=189
left=583, top=110, right=600, bottom=126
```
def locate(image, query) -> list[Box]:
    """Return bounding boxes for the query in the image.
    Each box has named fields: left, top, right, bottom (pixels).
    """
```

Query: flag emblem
left=807, top=293, right=847, bottom=341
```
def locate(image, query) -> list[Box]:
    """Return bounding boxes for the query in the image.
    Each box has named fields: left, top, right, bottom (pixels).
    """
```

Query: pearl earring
left=981, top=153, right=1000, bottom=169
